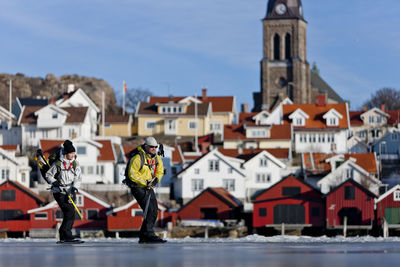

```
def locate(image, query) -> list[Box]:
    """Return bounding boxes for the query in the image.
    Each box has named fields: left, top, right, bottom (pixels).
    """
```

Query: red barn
left=376, top=184, right=400, bottom=226
left=252, top=176, right=324, bottom=229
left=0, top=180, right=46, bottom=235
left=178, top=187, right=242, bottom=221
left=326, top=179, right=376, bottom=228
left=107, top=199, right=172, bottom=232
left=28, top=189, right=110, bottom=232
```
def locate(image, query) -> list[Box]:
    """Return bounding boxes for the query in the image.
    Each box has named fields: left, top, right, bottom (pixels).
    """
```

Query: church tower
left=254, top=0, right=313, bottom=111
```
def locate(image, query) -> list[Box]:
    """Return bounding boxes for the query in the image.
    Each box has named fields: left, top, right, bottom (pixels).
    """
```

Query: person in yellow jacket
left=126, top=136, right=166, bottom=243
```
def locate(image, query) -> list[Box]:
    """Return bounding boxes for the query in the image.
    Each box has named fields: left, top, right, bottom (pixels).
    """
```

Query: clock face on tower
left=275, top=3, right=287, bottom=15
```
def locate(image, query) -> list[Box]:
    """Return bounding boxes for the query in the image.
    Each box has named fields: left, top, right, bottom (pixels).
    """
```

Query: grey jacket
left=46, top=157, right=82, bottom=193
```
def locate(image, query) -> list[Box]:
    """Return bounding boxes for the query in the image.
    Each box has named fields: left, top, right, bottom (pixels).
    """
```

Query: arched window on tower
left=273, top=34, right=280, bottom=60
left=285, top=33, right=291, bottom=60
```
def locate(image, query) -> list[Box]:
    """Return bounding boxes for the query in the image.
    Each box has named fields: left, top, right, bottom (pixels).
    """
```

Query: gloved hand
left=51, top=181, right=61, bottom=193
left=67, top=186, right=78, bottom=202
left=146, top=177, right=158, bottom=189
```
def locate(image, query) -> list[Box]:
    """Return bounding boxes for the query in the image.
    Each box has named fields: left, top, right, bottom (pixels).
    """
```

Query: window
left=328, top=117, right=338, bottom=126
left=34, top=212, right=48, bottom=220
left=162, top=107, right=166, bottom=113
left=81, top=166, right=85, bottom=175
left=0, top=209, right=23, bottom=221
left=311, top=207, right=320, bottom=217
left=1, top=190, right=16, bottom=201
left=87, top=209, right=99, bottom=220
left=209, top=160, right=219, bottom=172
left=256, top=173, right=271, bottom=183
left=1, top=169, right=10, bottom=180
left=345, top=169, right=353, bottom=179
left=88, top=166, right=94, bottom=174
left=282, top=187, right=300, bottom=196
left=191, top=179, right=204, bottom=191
left=260, top=158, right=268, bottom=167
left=344, top=186, right=355, bottom=200
left=223, top=179, right=235, bottom=191
left=228, top=168, right=233, bottom=174
left=29, top=129, right=36, bottom=138
left=69, top=129, right=76, bottom=138
left=55, top=210, right=63, bottom=220
left=146, top=121, right=156, bottom=130
left=259, top=208, right=267, bottom=217
left=104, top=123, right=111, bottom=128
left=394, top=191, right=400, bottom=201
left=273, top=34, right=280, bottom=60
left=194, top=168, right=200, bottom=174
left=42, top=129, right=48, bottom=138
left=295, top=118, right=304, bottom=126
left=75, top=195, right=84, bottom=207
left=77, top=146, right=86, bottom=155
left=21, top=173, right=26, bottom=183
left=188, top=121, right=198, bottom=130
left=57, top=128, right=62, bottom=138
left=392, top=133, right=398, bottom=141
left=285, top=33, right=291, bottom=60
left=377, top=116, right=382, bottom=123
left=358, top=130, right=365, bottom=138
left=369, top=116, right=374, bottom=123
left=132, top=209, right=143, bottom=217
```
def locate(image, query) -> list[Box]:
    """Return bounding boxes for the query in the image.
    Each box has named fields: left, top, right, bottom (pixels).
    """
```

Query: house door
left=385, top=207, right=400, bottom=224
left=201, top=208, right=218, bottom=219
left=273, top=204, right=305, bottom=224
left=338, top=207, right=362, bottom=225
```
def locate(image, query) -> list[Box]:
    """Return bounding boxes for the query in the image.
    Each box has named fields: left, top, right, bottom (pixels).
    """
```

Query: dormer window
left=327, top=117, right=338, bottom=126
left=52, top=113, right=58, bottom=119
left=295, top=118, right=304, bottom=126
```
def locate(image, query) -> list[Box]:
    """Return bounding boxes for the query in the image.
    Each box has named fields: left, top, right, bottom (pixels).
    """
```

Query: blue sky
left=0, top=0, right=399, bottom=111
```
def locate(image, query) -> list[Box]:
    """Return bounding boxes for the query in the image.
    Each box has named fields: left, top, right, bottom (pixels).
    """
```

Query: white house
left=173, top=148, right=246, bottom=205
left=317, top=157, right=382, bottom=195
left=56, top=87, right=100, bottom=137
left=39, top=138, right=116, bottom=184
left=18, top=105, right=91, bottom=150
left=282, top=103, right=350, bottom=154
left=0, top=146, right=31, bottom=188
left=0, top=105, right=20, bottom=146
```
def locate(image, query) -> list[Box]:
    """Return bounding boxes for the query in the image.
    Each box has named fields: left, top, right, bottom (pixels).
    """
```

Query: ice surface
left=1, top=236, right=400, bottom=267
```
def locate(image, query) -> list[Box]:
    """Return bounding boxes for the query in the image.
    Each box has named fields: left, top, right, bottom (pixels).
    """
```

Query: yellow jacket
left=128, top=145, right=164, bottom=188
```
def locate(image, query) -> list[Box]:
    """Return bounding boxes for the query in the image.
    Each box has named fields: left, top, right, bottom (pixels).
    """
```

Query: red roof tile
left=282, top=103, right=349, bottom=129
left=39, top=140, right=64, bottom=158
left=96, top=140, right=116, bottom=161
left=0, top=145, right=19, bottom=151
left=209, top=187, right=241, bottom=207
left=172, top=146, right=184, bottom=163
left=345, top=153, right=377, bottom=173
left=387, top=110, right=400, bottom=125
left=238, top=112, right=258, bottom=123
left=349, top=111, right=363, bottom=126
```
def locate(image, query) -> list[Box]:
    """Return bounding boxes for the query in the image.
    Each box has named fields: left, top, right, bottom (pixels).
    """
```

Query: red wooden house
left=107, top=199, right=172, bottom=232
left=325, top=179, right=376, bottom=228
left=178, top=187, right=242, bottom=221
left=376, top=184, right=400, bottom=226
left=28, top=189, right=110, bottom=232
left=252, top=176, right=324, bottom=229
left=0, top=180, right=46, bottom=234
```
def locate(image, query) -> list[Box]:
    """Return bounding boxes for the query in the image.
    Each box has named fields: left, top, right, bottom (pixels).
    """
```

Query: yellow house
left=99, top=114, right=133, bottom=137
left=135, top=89, right=236, bottom=138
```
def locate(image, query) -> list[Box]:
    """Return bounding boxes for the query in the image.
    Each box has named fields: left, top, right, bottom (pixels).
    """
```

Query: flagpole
left=122, top=80, right=126, bottom=116
left=9, top=79, right=12, bottom=128
left=195, top=94, right=198, bottom=153
left=102, top=91, right=105, bottom=136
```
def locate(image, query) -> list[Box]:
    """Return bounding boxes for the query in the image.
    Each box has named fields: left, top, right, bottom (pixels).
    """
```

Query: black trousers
left=53, top=192, right=76, bottom=241
left=130, top=186, right=158, bottom=238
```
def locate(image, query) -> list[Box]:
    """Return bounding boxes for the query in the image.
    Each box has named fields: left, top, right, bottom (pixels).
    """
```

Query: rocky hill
left=0, top=73, right=119, bottom=112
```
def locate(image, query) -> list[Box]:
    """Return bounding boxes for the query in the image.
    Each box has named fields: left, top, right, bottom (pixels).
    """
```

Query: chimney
left=50, top=98, right=55, bottom=104
left=241, top=103, right=249, bottom=113
left=363, top=105, right=367, bottom=112
left=63, top=92, right=69, bottom=100
left=202, top=88, right=207, bottom=100
left=381, top=104, right=386, bottom=112
left=67, top=84, right=75, bottom=93
left=316, top=94, right=326, bottom=106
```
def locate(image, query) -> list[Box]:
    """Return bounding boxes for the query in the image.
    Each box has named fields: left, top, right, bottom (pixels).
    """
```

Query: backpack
left=124, top=145, right=159, bottom=180
left=36, top=147, right=76, bottom=184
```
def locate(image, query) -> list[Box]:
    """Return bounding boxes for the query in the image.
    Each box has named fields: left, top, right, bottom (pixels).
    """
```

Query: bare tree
left=117, top=87, right=153, bottom=114
left=362, top=87, right=400, bottom=110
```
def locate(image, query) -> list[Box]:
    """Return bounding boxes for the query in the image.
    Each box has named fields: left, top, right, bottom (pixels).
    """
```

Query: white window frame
left=208, top=160, right=219, bottom=172
left=75, top=195, right=84, bottom=207
left=194, top=168, right=200, bottom=174
left=131, top=209, right=143, bottom=217
left=146, top=120, right=156, bottom=130
left=294, top=117, right=304, bottom=126
left=394, top=191, right=400, bottom=201
left=259, top=158, right=268, bottom=167
left=223, top=179, right=235, bottom=192
left=34, top=212, right=48, bottom=220
left=188, top=120, right=198, bottom=130
left=191, top=179, right=204, bottom=191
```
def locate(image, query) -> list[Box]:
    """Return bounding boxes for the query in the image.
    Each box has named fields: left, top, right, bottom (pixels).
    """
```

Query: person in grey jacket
left=46, top=140, right=82, bottom=243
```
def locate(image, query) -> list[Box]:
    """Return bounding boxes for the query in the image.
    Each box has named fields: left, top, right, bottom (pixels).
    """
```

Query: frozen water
left=1, top=235, right=400, bottom=266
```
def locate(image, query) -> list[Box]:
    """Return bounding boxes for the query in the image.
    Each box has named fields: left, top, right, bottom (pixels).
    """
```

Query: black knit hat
left=63, top=140, right=76, bottom=154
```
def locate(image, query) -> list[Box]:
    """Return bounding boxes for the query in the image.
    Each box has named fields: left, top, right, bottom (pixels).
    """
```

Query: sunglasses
left=148, top=145, right=158, bottom=149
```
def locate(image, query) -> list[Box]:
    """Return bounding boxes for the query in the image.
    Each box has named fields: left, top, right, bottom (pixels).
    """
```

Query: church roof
left=311, top=72, right=344, bottom=103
